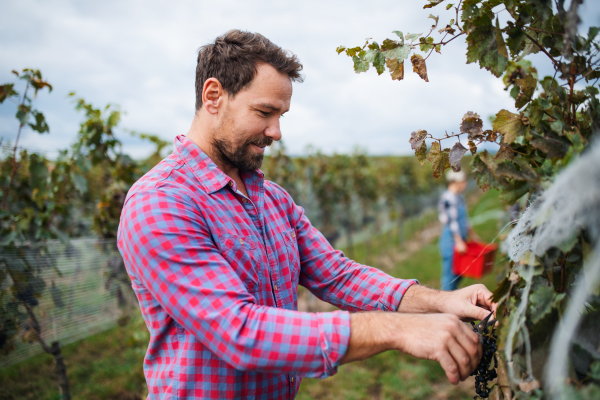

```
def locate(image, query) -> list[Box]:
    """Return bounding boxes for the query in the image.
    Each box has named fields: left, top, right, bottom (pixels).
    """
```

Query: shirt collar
left=174, top=135, right=264, bottom=195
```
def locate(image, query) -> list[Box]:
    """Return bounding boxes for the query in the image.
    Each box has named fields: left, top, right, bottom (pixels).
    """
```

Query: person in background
left=438, top=170, right=480, bottom=291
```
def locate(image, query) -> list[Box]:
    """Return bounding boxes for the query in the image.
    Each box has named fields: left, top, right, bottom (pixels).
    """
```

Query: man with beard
left=118, top=30, right=496, bottom=400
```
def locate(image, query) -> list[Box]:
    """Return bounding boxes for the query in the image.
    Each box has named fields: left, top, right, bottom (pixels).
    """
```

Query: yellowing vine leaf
left=409, top=129, right=428, bottom=150
left=514, top=74, right=537, bottom=109
left=416, top=141, right=427, bottom=165
left=411, top=54, right=429, bottom=82
left=493, top=109, right=528, bottom=143
left=427, top=142, right=450, bottom=178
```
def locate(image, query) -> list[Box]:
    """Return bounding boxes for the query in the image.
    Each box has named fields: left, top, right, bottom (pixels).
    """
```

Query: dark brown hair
left=195, top=30, right=304, bottom=111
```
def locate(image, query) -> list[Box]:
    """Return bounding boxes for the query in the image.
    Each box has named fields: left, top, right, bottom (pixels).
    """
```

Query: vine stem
left=1, top=82, right=29, bottom=211
left=522, top=30, right=560, bottom=69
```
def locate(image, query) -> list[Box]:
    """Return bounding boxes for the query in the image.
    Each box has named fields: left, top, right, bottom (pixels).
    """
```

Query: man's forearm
left=396, top=284, right=449, bottom=314
left=339, top=312, right=397, bottom=364
left=339, top=310, right=483, bottom=384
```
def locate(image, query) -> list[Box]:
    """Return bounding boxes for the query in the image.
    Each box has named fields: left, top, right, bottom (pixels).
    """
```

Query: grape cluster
left=470, top=323, right=498, bottom=399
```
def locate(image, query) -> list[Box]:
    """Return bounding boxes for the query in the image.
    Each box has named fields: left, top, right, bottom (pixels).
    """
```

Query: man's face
left=211, top=63, right=292, bottom=171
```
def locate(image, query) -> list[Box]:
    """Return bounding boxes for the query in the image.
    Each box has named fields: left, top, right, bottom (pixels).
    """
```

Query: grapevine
left=338, top=0, right=600, bottom=398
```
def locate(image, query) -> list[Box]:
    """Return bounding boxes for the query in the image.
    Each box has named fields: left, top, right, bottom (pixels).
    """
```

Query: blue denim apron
left=439, top=195, right=469, bottom=291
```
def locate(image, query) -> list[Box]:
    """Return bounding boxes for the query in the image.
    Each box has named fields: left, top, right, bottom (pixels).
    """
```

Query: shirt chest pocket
left=218, top=234, right=262, bottom=293
left=280, top=229, right=300, bottom=282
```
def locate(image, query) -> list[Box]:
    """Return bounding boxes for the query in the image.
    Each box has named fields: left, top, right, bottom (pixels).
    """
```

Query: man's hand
left=340, top=312, right=482, bottom=385
left=437, top=284, right=497, bottom=322
left=398, top=284, right=497, bottom=322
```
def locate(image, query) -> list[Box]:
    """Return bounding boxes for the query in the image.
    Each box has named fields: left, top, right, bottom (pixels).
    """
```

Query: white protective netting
left=506, top=142, right=600, bottom=262
left=0, top=238, right=135, bottom=368
left=503, top=140, right=600, bottom=399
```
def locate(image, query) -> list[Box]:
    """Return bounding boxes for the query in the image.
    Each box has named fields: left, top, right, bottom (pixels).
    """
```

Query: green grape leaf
left=336, top=46, right=346, bottom=55
left=514, top=74, right=537, bottom=109
left=427, top=142, right=451, bottom=178
left=16, top=104, right=30, bottom=125
left=352, top=56, right=369, bottom=73
left=409, top=129, right=428, bottom=150
left=493, top=110, right=527, bottom=143
left=495, top=160, right=536, bottom=182
left=0, top=83, right=17, bottom=103
left=415, top=141, right=427, bottom=165
left=28, top=110, right=49, bottom=134
left=410, top=54, right=429, bottom=82
left=29, top=154, right=49, bottom=198
left=70, top=172, right=88, bottom=194
left=392, top=31, right=404, bottom=44
left=491, top=275, right=511, bottom=303
left=372, top=51, right=386, bottom=75
left=382, top=45, right=411, bottom=61
left=381, top=39, right=399, bottom=51
left=386, top=58, right=404, bottom=80
left=471, top=151, right=500, bottom=191
left=509, top=84, right=521, bottom=100
left=423, top=0, right=444, bottom=9
left=428, top=14, right=439, bottom=28
left=405, top=33, right=422, bottom=42
left=446, top=3, right=454, bottom=10
left=465, top=12, right=508, bottom=77
left=460, top=111, right=484, bottom=140
left=495, top=18, right=508, bottom=58
left=449, top=142, right=467, bottom=172
left=345, top=46, right=362, bottom=57
left=529, top=286, right=565, bottom=324
left=419, top=36, right=435, bottom=52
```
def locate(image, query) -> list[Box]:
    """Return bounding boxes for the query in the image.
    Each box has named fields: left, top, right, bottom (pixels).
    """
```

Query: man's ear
left=202, top=78, right=224, bottom=115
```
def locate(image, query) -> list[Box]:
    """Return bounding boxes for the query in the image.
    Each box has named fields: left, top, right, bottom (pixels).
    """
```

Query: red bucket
left=452, top=241, right=497, bottom=279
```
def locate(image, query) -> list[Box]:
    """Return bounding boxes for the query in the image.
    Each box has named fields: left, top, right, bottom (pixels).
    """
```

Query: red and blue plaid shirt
left=117, top=135, right=418, bottom=399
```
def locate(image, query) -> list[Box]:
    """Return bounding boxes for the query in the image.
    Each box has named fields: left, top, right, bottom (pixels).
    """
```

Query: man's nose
left=264, top=119, right=282, bottom=141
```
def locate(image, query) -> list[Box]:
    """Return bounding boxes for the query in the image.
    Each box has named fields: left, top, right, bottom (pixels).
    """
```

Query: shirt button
left=291, top=376, right=294, bottom=383
left=239, top=239, right=244, bottom=245
left=228, top=181, right=233, bottom=186
left=274, top=285, right=278, bottom=291
left=291, top=232, right=296, bottom=238
left=242, top=198, right=248, bottom=203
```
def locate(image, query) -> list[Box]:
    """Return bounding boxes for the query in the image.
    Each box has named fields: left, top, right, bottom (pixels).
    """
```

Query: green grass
left=0, top=189, right=505, bottom=400
left=0, top=316, right=148, bottom=400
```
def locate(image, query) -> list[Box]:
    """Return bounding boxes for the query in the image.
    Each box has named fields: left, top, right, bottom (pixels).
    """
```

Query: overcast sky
left=1, top=0, right=599, bottom=158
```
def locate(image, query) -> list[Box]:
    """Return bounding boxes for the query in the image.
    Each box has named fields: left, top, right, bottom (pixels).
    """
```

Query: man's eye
left=259, top=110, right=269, bottom=116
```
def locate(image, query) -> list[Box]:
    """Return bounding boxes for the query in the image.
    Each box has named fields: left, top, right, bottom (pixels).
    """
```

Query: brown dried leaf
left=518, top=379, right=540, bottom=393
left=460, top=111, right=484, bottom=140
left=496, top=354, right=513, bottom=400
left=410, top=54, right=429, bottom=82
left=386, top=58, right=404, bottom=81
left=449, top=142, right=467, bottom=172
left=468, top=140, right=477, bottom=155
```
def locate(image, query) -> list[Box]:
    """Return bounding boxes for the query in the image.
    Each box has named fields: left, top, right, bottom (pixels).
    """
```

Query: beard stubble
left=211, top=114, right=273, bottom=172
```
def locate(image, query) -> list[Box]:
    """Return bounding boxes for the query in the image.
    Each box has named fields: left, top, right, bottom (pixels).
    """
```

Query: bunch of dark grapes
left=470, top=323, right=498, bottom=399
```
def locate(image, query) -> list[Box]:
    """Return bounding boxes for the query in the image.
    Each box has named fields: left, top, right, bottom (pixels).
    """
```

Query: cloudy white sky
left=1, top=0, right=599, bottom=158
